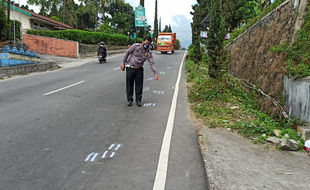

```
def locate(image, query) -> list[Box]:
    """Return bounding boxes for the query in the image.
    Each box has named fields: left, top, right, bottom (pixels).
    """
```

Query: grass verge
left=186, top=58, right=305, bottom=150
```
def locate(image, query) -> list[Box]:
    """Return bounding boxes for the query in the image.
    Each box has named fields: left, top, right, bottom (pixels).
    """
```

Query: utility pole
left=7, top=0, right=10, bottom=41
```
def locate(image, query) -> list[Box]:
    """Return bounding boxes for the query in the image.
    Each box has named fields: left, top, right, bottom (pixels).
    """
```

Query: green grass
left=186, top=58, right=305, bottom=150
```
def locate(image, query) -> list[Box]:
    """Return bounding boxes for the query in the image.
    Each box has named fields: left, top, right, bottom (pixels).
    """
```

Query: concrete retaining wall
left=23, top=34, right=79, bottom=58
left=0, top=62, right=59, bottom=78
left=284, top=77, right=310, bottom=122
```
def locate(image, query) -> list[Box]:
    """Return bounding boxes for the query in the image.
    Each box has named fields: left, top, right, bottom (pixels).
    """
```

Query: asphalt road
left=0, top=51, right=208, bottom=190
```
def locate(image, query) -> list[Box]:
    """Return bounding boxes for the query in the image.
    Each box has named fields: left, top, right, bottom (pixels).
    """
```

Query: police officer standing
left=121, top=36, right=160, bottom=107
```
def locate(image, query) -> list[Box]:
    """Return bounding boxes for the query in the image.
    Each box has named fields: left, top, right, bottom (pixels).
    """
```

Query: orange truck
left=156, top=33, right=176, bottom=54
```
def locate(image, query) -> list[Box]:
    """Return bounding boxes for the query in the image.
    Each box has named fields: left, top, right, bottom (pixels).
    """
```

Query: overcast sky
left=18, top=0, right=196, bottom=48
left=126, top=0, right=196, bottom=49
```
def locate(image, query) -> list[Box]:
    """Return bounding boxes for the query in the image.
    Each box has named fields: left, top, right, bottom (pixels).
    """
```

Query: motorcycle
left=98, top=52, right=106, bottom=64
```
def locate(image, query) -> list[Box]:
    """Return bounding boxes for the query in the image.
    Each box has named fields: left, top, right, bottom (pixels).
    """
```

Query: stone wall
left=225, top=0, right=307, bottom=119
left=79, top=44, right=128, bottom=58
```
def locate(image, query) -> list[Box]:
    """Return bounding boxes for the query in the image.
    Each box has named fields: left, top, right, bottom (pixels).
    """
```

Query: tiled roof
left=20, top=8, right=74, bottom=29
left=5, top=3, right=74, bottom=29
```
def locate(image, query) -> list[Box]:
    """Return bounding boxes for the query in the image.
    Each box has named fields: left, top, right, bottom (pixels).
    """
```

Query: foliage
left=186, top=59, right=305, bottom=150
left=207, top=0, right=227, bottom=90
left=51, top=16, right=61, bottom=22
left=224, top=0, right=285, bottom=46
left=27, top=0, right=56, bottom=16
left=97, top=23, right=114, bottom=34
left=9, top=20, right=21, bottom=41
left=162, top=24, right=172, bottom=32
left=269, top=4, right=310, bottom=78
left=26, top=29, right=133, bottom=45
left=0, top=5, right=8, bottom=41
left=190, top=4, right=202, bottom=69
left=175, top=39, right=180, bottom=50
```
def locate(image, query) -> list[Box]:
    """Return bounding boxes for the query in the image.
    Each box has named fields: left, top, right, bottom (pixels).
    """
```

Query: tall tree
left=207, top=0, right=227, bottom=91
left=168, top=24, right=172, bottom=32
left=153, top=0, right=158, bottom=40
left=106, top=2, right=134, bottom=34
left=162, top=24, right=172, bottom=32
left=7, top=0, right=10, bottom=40
left=77, top=2, right=93, bottom=29
left=159, top=17, right=161, bottom=32
left=190, top=4, right=201, bottom=69
left=222, top=0, right=238, bottom=31
left=27, top=0, right=57, bottom=16
left=138, top=0, right=144, bottom=38
left=0, top=4, right=9, bottom=41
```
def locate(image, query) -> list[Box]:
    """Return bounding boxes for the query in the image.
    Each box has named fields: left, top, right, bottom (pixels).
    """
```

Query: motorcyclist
left=98, top=41, right=107, bottom=58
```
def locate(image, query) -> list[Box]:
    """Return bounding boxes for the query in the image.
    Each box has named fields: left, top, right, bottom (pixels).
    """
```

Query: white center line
left=43, top=81, right=84, bottom=96
left=152, top=51, right=186, bottom=190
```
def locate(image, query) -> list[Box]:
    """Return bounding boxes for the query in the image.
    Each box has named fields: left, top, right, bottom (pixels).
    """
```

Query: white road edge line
left=114, top=67, right=120, bottom=70
left=43, top=81, right=84, bottom=96
left=152, top=51, right=187, bottom=190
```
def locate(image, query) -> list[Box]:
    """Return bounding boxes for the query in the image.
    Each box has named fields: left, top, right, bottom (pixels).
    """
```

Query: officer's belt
left=126, top=65, right=141, bottom=69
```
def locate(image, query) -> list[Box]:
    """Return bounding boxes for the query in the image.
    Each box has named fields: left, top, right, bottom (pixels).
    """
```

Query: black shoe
left=136, top=102, right=142, bottom=107
left=127, top=101, right=132, bottom=106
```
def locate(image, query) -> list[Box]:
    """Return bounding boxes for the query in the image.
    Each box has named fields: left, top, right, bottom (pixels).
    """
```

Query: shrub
left=26, top=29, right=143, bottom=45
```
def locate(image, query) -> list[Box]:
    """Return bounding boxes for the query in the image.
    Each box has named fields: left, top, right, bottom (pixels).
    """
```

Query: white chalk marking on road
left=91, top=153, right=98, bottom=161
left=43, top=81, right=84, bottom=96
left=108, top=144, right=115, bottom=150
left=152, top=51, right=186, bottom=190
left=85, top=152, right=95, bottom=161
left=110, top=152, right=115, bottom=158
left=161, top=91, right=164, bottom=94
left=102, top=151, right=108, bottom=158
left=114, top=67, right=120, bottom=71
left=144, top=87, right=150, bottom=91
left=153, top=103, right=156, bottom=106
left=115, top=144, right=121, bottom=150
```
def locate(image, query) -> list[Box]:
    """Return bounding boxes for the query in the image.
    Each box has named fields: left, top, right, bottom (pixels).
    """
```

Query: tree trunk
left=102, top=4, right=105, bottom=25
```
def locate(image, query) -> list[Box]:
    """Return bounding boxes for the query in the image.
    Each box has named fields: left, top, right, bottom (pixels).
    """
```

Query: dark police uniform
left=122, top=43, right=158, bottom=104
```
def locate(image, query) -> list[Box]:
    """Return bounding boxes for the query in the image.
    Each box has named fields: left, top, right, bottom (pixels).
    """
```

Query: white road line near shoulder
left=43, top=81, right=85, bottom=96
left=114, top=67, right=120, bottom=71
left=152, top=51, right=187, bottom=190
